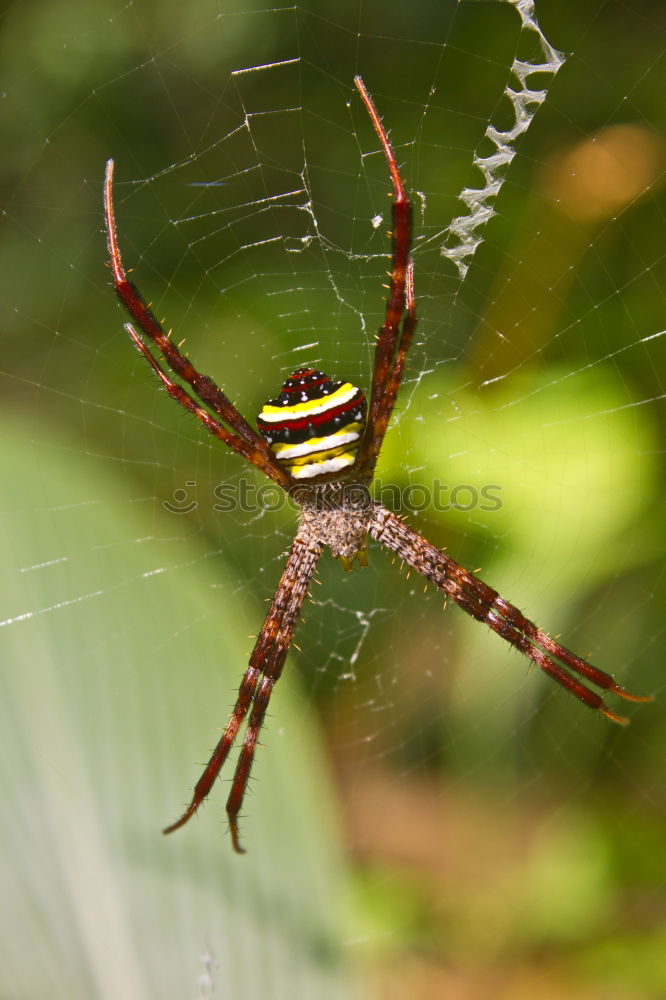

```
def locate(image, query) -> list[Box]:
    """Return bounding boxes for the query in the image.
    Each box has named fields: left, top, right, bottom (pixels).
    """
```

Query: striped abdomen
left=257, top=367, right=366, bottom=479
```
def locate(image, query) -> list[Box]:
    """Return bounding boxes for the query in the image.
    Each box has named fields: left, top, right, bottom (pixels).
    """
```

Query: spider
left=104, top=76, right=652, bottom=853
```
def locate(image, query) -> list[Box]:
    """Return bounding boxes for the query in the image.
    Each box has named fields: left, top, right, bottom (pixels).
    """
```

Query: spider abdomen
left=257, top=367, right=366, bottom=479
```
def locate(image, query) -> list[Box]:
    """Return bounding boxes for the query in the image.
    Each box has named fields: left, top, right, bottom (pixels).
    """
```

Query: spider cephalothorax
left=298, top=484, right=373, bottom=568
left=104, top=76, right=651, bottom=853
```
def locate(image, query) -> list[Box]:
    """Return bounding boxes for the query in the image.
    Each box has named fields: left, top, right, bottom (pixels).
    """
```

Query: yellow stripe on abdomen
left=256, top=368, right=367, bottom=481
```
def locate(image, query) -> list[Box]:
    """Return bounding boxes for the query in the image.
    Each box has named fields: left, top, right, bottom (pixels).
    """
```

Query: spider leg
left=371, top=507, right=653, bottom=721
left=362, top=259, right=417, bottom=475
left=125, top=323, right=289, bottom=485
left=163, top=529, right=322, bottom=852
left=353, top=77, right=416, bottom=480
left=104, top=160, right=290, bottom=488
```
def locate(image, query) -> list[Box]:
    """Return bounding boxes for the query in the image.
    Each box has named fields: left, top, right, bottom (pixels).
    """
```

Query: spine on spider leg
left=369, top=506, right=651, bottom=721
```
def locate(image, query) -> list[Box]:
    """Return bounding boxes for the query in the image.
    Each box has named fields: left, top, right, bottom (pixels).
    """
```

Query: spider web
left=1, top=1, right=665, bottom=997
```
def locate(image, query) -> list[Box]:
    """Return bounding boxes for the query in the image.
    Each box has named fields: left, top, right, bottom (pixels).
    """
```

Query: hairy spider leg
left=163, top=530, right=322, bottom=852
left=371, top=508, right=653, bottom=722
left=353, top=76, right=416, bottom=480
left=125, top=323, right=288, bottom=474
left=103, top=160, right=290, bottom=489
left=363, top=258, right=417, bottom=477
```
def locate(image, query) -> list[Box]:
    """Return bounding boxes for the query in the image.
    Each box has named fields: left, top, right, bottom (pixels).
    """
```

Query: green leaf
left=0, top=418, right=353, bottom=999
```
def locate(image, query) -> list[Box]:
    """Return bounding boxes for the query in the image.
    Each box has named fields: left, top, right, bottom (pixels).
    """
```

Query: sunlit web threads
left=257, top=367, right=367, bottom=479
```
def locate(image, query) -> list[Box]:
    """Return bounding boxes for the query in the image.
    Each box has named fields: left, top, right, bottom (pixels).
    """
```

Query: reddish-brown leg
left=353, top=76, right=416, bottom=480
left=371, top=507, right=653, bottom=722
left=362, top=258, right=417, bottom=476
left=104, top=160, right=290, bottom=489
left=164, top=529, right=322, bottom=851
left=125, top=323, right=289, bottom=481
